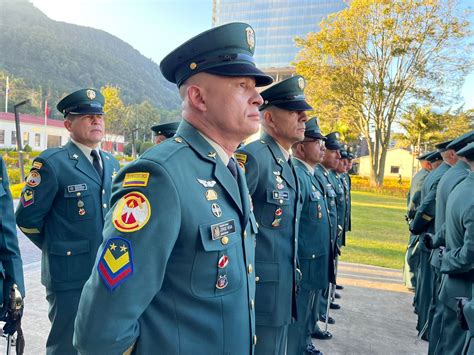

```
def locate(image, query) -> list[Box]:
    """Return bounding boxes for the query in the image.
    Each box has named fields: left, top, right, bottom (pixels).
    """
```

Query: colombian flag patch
left=123, top=172, right=150, bottom=187
left=98, top=237, right=134, bottom=291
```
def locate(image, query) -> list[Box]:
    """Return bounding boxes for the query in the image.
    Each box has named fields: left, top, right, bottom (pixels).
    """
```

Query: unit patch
left=98, top=237, right=133, bottom=291
left=26, top=170, right=41, bottom=187
left=21, top=189, right=34, bottom=207
left=235, top=153, right=247, bottom=164
left=113, top=191, right=151, bottom=232
left=32, top=161, right=43, bottom=170
left=123, top=172, right=150, bottom=187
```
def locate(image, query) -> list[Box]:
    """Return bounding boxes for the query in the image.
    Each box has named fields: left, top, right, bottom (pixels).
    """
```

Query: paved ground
left=1, top=224, right=429, bottom=354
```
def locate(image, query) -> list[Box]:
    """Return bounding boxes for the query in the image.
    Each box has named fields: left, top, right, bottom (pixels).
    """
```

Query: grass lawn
left=340, top=191, right=409, bottom=270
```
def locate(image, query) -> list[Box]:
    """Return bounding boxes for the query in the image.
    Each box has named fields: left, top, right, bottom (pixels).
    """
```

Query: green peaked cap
left=259, top=75, right=312, bottom=111
left=56, top=88, right=104, bottom=118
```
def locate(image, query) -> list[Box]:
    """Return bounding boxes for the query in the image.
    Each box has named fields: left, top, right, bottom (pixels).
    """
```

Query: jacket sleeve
left=410, top=182, right=438, bottom=235
left=15, top=158, right=58, bottom=249
left=0, top=158, right=25, bottom=307
left=73, top=158, right=181, bottom=354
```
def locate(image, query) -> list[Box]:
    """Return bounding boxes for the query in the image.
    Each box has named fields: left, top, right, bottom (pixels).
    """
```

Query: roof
left=0, top=112, right=65, bottom=128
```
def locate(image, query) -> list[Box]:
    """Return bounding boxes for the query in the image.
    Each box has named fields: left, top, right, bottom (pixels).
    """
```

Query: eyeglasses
left=302, top=139, right=325, bottom=147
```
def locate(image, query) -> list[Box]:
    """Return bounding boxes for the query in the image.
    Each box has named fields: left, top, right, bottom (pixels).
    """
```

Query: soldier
left=410, top=141, right=452, bottom=340
left=457, top=296, right=474, bottom=354
left=435, top=141, right=474, bottom=354
left=0, top=157, right=25, bottom=339
left=73, top=23, right=273, bottom=354
left=403, top=151, right=432, bottom=290
left=425, top=132, right=474, bottom=354
left=15, top=89, right=120, bottom=354
left=311, top=132, right=342, bottom=341
left=236, top=75, right=309, bottom=354
left=151, top=121, right=180, bottom=144
left=287, top=118, right=328, bottom=355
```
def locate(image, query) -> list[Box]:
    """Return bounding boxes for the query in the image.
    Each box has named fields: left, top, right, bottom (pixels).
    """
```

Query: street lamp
left=14, top=99, right=30, bottom=183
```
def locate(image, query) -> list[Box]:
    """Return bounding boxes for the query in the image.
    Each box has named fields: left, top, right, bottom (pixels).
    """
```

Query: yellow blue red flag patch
left=123, top=172, right=150, bottom=187
left=98, top=237, right=133, bottom=291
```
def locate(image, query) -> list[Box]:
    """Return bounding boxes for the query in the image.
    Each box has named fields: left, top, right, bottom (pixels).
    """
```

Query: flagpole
left=44, top=100, right=48, bottom=149
left=5, top=76, right=9, bottom=112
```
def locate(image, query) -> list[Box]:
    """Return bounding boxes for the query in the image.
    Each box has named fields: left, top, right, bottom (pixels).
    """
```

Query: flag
left=44, top=100, right=50, bottom=120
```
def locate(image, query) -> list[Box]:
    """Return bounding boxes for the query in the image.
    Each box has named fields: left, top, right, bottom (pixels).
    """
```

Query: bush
left=351, top=175, right=409, bottom=197
left=28, top=151, right=41, bottom=158
left=123, top=156, right=134, bottom=162
left=139, top=142, right=154, bottom=155
left=23, top=144, right=32, bottom=152
left=7, top=151, right=19, bottom=158
left=9, top=182, right=25, bottom=199
left=2, top=156, right=18, bottom=168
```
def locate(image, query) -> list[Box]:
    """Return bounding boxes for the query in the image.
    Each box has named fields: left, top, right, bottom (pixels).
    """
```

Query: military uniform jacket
left=411, top=162, right=450, bottom=237
left=0, top=157, right=24, bottom=316
left=342, top=173, right=351, bottom=233
left=430, top=160, right=470, bottom=269
left=15, top=141, right=119, bottom=291
left=74, top=121, right=258, bottom=355
left=236, top=133, right=301, bottom=327
left=439, top=172, right=474, bottom=312
left=293, top=159, right=330, bottom=291
left=407, top=168, right=430, bottom=211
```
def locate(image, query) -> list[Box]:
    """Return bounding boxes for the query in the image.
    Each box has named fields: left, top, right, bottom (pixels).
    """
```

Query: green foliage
left=123, top=143, right=133, bottom=156
left=7, top=168, right=22, bottom=185
left=139, top=142, right=154, bottom=155
left=23, top=144, right=32, bottom=152
left=9, top=182, right=25, bottom=199
left=0, top=1, right=180, bottom=119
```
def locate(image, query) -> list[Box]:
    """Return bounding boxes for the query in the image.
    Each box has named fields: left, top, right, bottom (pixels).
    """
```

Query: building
left=212, top=0, right=347, bottom=80
left=356, top=148, right=419, bottom=179
left=0, top=112, right=124, bottom=153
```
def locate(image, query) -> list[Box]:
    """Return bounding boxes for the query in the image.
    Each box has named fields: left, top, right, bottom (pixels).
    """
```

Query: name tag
left=211, top=220, right=236, bottom=240
left=67, top=183, right=87, bottom=193
left=272, top=191, right=289, bottom=200
left=311, top=191, right=321, bottom=200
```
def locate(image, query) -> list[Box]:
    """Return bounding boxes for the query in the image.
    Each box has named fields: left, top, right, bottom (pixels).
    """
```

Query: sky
left=30, top=0, right=474, bottom=109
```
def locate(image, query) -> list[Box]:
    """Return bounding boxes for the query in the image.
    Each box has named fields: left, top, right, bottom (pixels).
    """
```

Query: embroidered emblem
left=245, top=26, right=255, bottom=50
left=21, top=189, right=34, bottom=207
left=26, top=170, right=41, bottom=187
left=235, top=153, right=247, bottom=164
left=32, top=161, right=43, bottom=170
left=113, top=192, right=151, bottom=232
left=123, top=172, right=150, bottom=187
left=98, top=237, right=133, bottom=291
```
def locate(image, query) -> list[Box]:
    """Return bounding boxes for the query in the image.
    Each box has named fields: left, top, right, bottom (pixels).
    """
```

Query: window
left=23, top=132, right=29, bottom=146
left=47, top=135, right=61, bottom=148
left=11, top=131, right=16, bottom=145
left=390, top=166, right=400, bottom=174
left=0, top=130, right=4, bottom=144
left=35, top=133, right=41, bottom=147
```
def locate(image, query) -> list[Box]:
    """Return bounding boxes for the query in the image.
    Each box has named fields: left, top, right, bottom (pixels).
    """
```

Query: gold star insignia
left=120, top=244, right=128, bottom=252
left=110, top=243, right=117, bottom=251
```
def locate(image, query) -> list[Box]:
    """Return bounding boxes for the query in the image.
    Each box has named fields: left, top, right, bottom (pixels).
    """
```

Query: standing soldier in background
left=15, top=89, right=120, bottom=354
left=151, top=121, right=180, bottom=144
left=410, top=141, right=452, bottom=340
left=236, top=75, right=309, bottom=355
left=287, top=118, right=328, bottom=355
left=403, top=151, right=433, bottom=290
left=0, top=156, right=25, bottom=344
left=74, top=23, right=273, bottom=354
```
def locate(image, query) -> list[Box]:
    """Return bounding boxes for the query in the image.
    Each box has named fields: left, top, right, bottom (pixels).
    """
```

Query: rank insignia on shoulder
left=113, top=192, right=151, bottom=232
left=32, top=161, right=43, bottom=170
left=98, top=237, right=133, bottom=291
left=123, top=172, right=150, bottom=187
left=21, top=189, right=34, bottom=207
left=235, top=153, right=247, bottom=164
left=26, top=170, right=41, bottom=187
left=197, top=178, right=216, bottom=188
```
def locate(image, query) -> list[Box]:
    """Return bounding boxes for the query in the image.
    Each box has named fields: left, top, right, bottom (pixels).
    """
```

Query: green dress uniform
left=462, top=298, right=474, bottom=355
left=436, top=171, right=474, bottom=354
left=74, top=22, right=273, bottom=355
left=329, top=170, right=345, bottom=248
left=0, top=157, right=25, bottom=319
left=15, top=89, right=120, bottom=354
left=237, top=134, right=301, bottom=355
left=410, top=151, right=450, bottom=339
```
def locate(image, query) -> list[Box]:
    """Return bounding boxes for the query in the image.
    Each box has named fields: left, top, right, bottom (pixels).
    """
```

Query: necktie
left=227, top=157, right=238, bottom=180
left=91, top=150, right=103, bottom=179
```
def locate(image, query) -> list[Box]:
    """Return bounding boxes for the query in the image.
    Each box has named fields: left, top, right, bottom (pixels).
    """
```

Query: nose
left=299, top=112, right=308, bottom=122
left=252, top=90, right=264, bottom=106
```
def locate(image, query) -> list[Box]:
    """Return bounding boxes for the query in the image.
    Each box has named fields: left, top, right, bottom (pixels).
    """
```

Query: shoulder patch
left=26, top=170, right=41, bottom=187
left=32, top=161, right=43, bottom=170
left=98, top=237, right=133, bottom=291
left=123, top=172, right=150, bottom=187
left=234, top=153, right=247, bottom=164
left=113, top=192, right=151, bottom=232
left=21, top=188, right=34, bottom=207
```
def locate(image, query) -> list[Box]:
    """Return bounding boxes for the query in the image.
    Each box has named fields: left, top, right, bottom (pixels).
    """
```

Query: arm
left=410, top=183, right=438, bottom=235
left=15, top=158, right=58, bottom=249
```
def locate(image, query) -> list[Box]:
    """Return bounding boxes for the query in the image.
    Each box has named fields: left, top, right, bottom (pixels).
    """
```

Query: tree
left=296, top=0, right=472, bottom=186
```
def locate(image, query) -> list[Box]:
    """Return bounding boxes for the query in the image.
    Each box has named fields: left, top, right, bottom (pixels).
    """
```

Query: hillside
left=0, top=0, right=180, bottom=115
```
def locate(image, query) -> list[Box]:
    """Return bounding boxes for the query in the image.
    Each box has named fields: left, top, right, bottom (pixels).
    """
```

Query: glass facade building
left=213, top=0, right=347, bottom=77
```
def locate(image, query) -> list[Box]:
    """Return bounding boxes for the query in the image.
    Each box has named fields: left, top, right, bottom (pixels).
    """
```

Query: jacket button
left=253, top=335, right=257, bottom=345
left=243, top=230, right=247, bottom=239
left=76, top=192, right=81, bottom=197
left=248, top=264, right=253, bottom=274
left=221, top=236, right=229, bottom=245
left=102, top=189, right=105, bottom=195
left=256, top=222, right=259, bottom=228
left=103, top=203, right=107, bottom=208
left=250, top=299, right=254, bottom=309
left=255, top=276, right=260, bottom=282
left=312, top=254, right=316, bottom=259
left=66, top=251, right=72, bottom=256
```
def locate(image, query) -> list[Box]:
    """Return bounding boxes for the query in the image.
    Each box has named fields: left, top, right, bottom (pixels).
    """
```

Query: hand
left=2, top=305, right=23, bottom=336
left=422, top=233, right=434, bottom=249
left=407, top=209, right=416, bottom=220
left=457, top=297, right=470, bottom=331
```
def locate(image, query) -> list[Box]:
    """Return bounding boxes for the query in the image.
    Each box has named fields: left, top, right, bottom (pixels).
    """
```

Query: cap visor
left=274, top=100, right=313, bottom=111
left=204, top=63, right=273, bottom=87
left=68, top=106, right=104, bottom=115
left=305, top=132, right=326, bottom=140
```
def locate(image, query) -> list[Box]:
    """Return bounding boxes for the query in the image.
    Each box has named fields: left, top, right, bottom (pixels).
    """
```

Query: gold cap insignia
left=298, top=77, right=305, bottom=90
left=86, top=89, right=96, bottom=100
left=189, top=62, right=197, bottom=70
left=245, top=27, right=255, bottom=50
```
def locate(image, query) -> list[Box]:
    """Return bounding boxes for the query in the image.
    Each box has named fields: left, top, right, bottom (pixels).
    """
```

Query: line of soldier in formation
left=404, top=131, right=474, bottom=355
left=0, top=23, right=356, bottom=355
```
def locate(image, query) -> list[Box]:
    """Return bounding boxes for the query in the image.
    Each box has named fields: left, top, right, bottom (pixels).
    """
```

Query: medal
left=216, top=275, right=228, bottom=289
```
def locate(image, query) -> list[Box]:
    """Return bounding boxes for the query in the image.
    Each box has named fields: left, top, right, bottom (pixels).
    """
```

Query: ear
left=64, top=119, right=73, bottom=133
left=187, top=85, right=207, bottom=113
left=263, top=110, right=276, bottom=129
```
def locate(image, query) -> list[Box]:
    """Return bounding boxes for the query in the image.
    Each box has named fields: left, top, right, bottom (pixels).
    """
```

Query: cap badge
left=245, top=27, right=255, bottom=50
left=86, top=89, right=96, bottom=100
left=298, top=77, right=305, bottom=90
left=189, top=62, right=197, bottom=70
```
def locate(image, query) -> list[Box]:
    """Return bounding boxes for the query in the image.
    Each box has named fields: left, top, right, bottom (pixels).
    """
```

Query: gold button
left=76, top=192, right=81, bottom=197
left=174, top=137, right=183, bottom=143
left=103, top=203, right=107, bottom=208
left=243, top=230, right=247, bottom=238
left=189, top=62, right=197, bottom=70
left=255, top=276, right=260, bottom=282
left=248, top=264, right=253, bottom=274
left=221, top=236, right=229, bottom=245
left=66, top=251, right=72, bottom=256
left=250, top=299, right=254, bottom=309
left=253, top=335, right=257, bottom=345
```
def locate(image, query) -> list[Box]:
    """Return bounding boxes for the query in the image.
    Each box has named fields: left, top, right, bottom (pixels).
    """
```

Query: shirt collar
left=276, top=141, right=290, bottom=161
left=294, top=157, right=315, bottom=175
left=198, top=132, right=231, bottom=165
left=71, top=138, right=100, bottom=160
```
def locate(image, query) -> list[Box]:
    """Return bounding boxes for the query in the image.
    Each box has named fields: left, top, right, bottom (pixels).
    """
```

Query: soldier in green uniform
left=310, top=132, right=342, bottom=340
left=15, top=88, right=120, bottom=354
left=74, top=23, right=273, bottom=354
left=151, top=121, right=180, bottom=144
left=287, top=118, right=328, bottom=355
left=0, top=157, right=25, bottom=336
left=410, top=141, right=452, bottom=340
left=434, top=141, right=474, bottom=354
left=426, top=133, right=474, bottom=354
left=457, top=293, right=474, bottom=355
left=404, top=151, right=432, bottom=290
left=339, top=149, right=351, bottom=247
left=236, top=75, right=309, bottom=355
